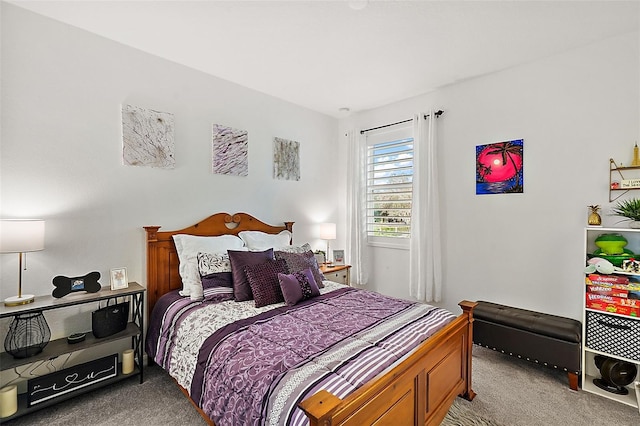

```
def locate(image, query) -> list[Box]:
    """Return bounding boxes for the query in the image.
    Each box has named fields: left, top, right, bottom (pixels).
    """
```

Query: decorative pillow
left=274, top=250, right=325, bottom=288
left=244, top=259, right=289, bottom=308
left=276, top=242, right=312, bottom=254
left=172, top=234, right=244, bottom=299
left=278, top=268, right=321, bottom=306
left=201, top=272, right=234, bottom=301
left=238, top=230, right=292, bottom=251
left=228, top=248, right=275, bottom=301
left=197, top=252, right=231, bottom=275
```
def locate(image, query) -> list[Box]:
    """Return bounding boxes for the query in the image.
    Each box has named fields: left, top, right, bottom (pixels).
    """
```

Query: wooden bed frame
left=144, top=212, right=476, bottom=426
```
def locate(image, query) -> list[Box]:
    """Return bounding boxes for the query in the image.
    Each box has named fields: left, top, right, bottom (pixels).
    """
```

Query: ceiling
left=6, top=1, right=640, bottom=117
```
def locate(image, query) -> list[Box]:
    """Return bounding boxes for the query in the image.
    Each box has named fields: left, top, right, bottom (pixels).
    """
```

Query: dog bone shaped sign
left=52, top=271, right=101, bottom=298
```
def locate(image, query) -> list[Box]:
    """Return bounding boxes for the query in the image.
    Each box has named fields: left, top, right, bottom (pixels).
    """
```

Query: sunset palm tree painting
left=476, top=139, right=524, bottom=194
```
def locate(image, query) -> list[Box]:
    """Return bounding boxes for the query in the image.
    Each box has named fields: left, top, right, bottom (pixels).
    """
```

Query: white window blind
left=365, top=124, right=414, bottom=239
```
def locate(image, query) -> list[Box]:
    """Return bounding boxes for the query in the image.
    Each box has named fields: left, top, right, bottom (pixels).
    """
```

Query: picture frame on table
left=333, top=249, right=345, bottom=265
left=110, top=267, right=128, bottom=290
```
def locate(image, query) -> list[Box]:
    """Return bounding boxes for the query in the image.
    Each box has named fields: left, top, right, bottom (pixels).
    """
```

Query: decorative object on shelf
left=110, top=267, right=128, bottom=290
left=52, top=271, right=101, bottom=298
left=588, top=234, right=635, bottom=267
left=594, top=233, right=628, bottom=255
left=333, top=249, right=345, bottom=265
left=66, top=332, right=86, bottom=344
left=0, top=385, right=17, bottom=418
left=27, top=354, right=117, bottom=407
left=585, top=257, right=616, bottom=275
left=622, top=258, right=640, bottom=273
left=122, top=349, right=134, bottom=375
left=91, top=299, right=129, bottom=338
left=632, top=143, right=640, bottom=166
left=611, top=198, right=640, bottom=227
left=319, top=223, right=336, bottom=264
left=587, top=205, right=602, bottom=226
left=0, top=219, right=45, bottom=306
left=593, top=355, right=638, bottom=395
left=4, top=312, right=51, bottom=359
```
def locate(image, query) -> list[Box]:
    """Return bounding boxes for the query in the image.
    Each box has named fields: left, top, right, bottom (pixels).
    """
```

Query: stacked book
left=585, top=274, right=640, bottom=317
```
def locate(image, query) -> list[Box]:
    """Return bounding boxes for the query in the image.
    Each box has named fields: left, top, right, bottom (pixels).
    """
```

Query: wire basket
left=4, top=312, right=51, bottom=359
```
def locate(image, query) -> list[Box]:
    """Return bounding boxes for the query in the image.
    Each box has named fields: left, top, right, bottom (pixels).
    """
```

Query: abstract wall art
left=211, top=124, right=248, bottom=176
left=273, top=137, right=300, bottom=181
left=476, top=139, right=524, bottom=195
left=121, top=104, right=175, bottom=169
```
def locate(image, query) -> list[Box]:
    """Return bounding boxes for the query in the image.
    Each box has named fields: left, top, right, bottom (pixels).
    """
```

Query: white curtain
left=346, top=130, right=369, bottom=286
left=409, top=111, right=442, bottom=302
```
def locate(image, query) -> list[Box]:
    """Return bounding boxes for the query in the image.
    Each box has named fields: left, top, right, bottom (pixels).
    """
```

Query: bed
left=144, top=212, right=476, bottom=426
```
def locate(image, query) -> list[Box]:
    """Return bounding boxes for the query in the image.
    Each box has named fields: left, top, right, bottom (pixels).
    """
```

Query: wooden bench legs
left=568, top=371, right=579, bottom=391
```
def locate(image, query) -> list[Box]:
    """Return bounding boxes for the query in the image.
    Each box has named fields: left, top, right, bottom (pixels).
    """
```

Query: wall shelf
left=610, top=158, right=640, bottom=202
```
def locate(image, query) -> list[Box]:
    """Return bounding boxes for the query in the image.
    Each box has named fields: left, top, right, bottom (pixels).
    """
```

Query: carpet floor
left=3, top=346, right=639, bottom=425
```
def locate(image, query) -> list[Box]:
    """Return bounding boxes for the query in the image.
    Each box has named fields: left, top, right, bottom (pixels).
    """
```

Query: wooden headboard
left=144, top=212, right=294, bottom=316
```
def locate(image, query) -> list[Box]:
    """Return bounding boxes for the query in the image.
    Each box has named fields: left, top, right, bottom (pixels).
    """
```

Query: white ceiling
left=6, top=1, right=640, bottom=117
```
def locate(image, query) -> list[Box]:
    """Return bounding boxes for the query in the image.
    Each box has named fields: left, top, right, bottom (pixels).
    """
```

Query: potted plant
left=611, top=198, right=640, bottom=228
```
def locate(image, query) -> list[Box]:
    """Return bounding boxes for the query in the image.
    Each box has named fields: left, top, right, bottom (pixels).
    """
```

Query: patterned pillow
left=197, top=252, right=231, bottom=275
left=278, top=268, right=320, bottom=306
left=274, top=250, right=325, bottom=288
left=228, top=248, right=275, bottom=302
left=244, top=259, right=289, bottom=308
left=276, top=242, right=312, bottom=254
left=201, top=272, right=234, bottom=301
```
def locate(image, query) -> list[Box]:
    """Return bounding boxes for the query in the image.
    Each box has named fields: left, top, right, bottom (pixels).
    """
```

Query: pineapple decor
left=588, top=205, right=602, bottom=226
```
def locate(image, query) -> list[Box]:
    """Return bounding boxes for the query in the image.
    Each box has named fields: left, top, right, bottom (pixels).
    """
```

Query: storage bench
left=473, top=301, right=582, bottom=390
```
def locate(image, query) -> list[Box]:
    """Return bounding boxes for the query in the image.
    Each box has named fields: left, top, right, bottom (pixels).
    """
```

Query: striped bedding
left=146, top=281, right=456, bottom=426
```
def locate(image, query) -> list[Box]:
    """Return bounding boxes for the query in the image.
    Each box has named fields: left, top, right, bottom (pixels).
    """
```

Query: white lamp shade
left=0, top=220, right=45, bottom=253
left=319, top=223, right=337, bottom=240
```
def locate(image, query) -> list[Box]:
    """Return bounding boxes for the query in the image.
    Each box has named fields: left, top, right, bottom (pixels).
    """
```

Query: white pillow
left=238, top=230, right=292, bottom=251
left=173, top=234, right=245, bottom=299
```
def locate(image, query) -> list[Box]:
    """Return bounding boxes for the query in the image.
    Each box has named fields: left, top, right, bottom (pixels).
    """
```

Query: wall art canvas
left=122, top=104, right=175, bottom=169
left=273, top=137, right=300, bottom=181
left=476, top=139, right=524, bottom=195
left=211, top=124, right=248, bottom=176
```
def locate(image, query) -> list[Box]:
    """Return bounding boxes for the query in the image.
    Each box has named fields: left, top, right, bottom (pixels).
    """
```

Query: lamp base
left=4, top=294, right=35, bottom=307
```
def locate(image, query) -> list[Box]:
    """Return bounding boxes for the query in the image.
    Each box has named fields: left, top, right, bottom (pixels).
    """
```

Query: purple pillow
left=244, top=259, right=289, bottom=308
left=201, top=271, right=234, bottom=301
left=278, top=268, right=321, bottom=306
left=228, top=248, right=274, bottom=301
left=274, top=250, right=325, bottom=288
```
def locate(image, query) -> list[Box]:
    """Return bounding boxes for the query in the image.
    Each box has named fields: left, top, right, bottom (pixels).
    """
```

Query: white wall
left=0, top=4, right=339, bottom=342
left=340, top=31, right=640, bottom=320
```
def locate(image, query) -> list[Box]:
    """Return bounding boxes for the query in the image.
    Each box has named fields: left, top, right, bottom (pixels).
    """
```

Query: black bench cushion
left=475, top=301, right=581, bottom=343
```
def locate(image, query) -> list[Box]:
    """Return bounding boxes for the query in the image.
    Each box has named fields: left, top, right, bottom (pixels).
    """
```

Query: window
left=365, top=125, right=413, bottom=240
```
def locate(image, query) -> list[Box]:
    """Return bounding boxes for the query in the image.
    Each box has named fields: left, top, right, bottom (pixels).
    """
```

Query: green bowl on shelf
left=590, top=248, right=635, bottom=267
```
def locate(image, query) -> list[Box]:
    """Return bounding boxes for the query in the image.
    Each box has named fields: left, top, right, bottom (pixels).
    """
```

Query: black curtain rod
left=425, top=110, right=444, bottom=119
left=360, top=110, right=444, bottom=134
left=360, top=118, right=413, bottom=134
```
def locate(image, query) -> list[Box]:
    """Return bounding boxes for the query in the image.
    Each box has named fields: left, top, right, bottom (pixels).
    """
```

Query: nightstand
left=320, top=264, right=351, bottom=286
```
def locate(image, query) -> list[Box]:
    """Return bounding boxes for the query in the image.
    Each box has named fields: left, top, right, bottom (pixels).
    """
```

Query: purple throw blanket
left=146, top=285, right=455, bottom=426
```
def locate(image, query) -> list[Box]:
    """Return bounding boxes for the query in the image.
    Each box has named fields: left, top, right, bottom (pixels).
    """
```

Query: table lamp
left=1, top=219, right=45, bottom=306
left=319, top=222, right=336, bottom=265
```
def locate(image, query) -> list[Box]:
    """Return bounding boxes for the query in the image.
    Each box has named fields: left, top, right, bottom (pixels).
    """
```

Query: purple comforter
left=146, top=285, right=455, bottom=426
